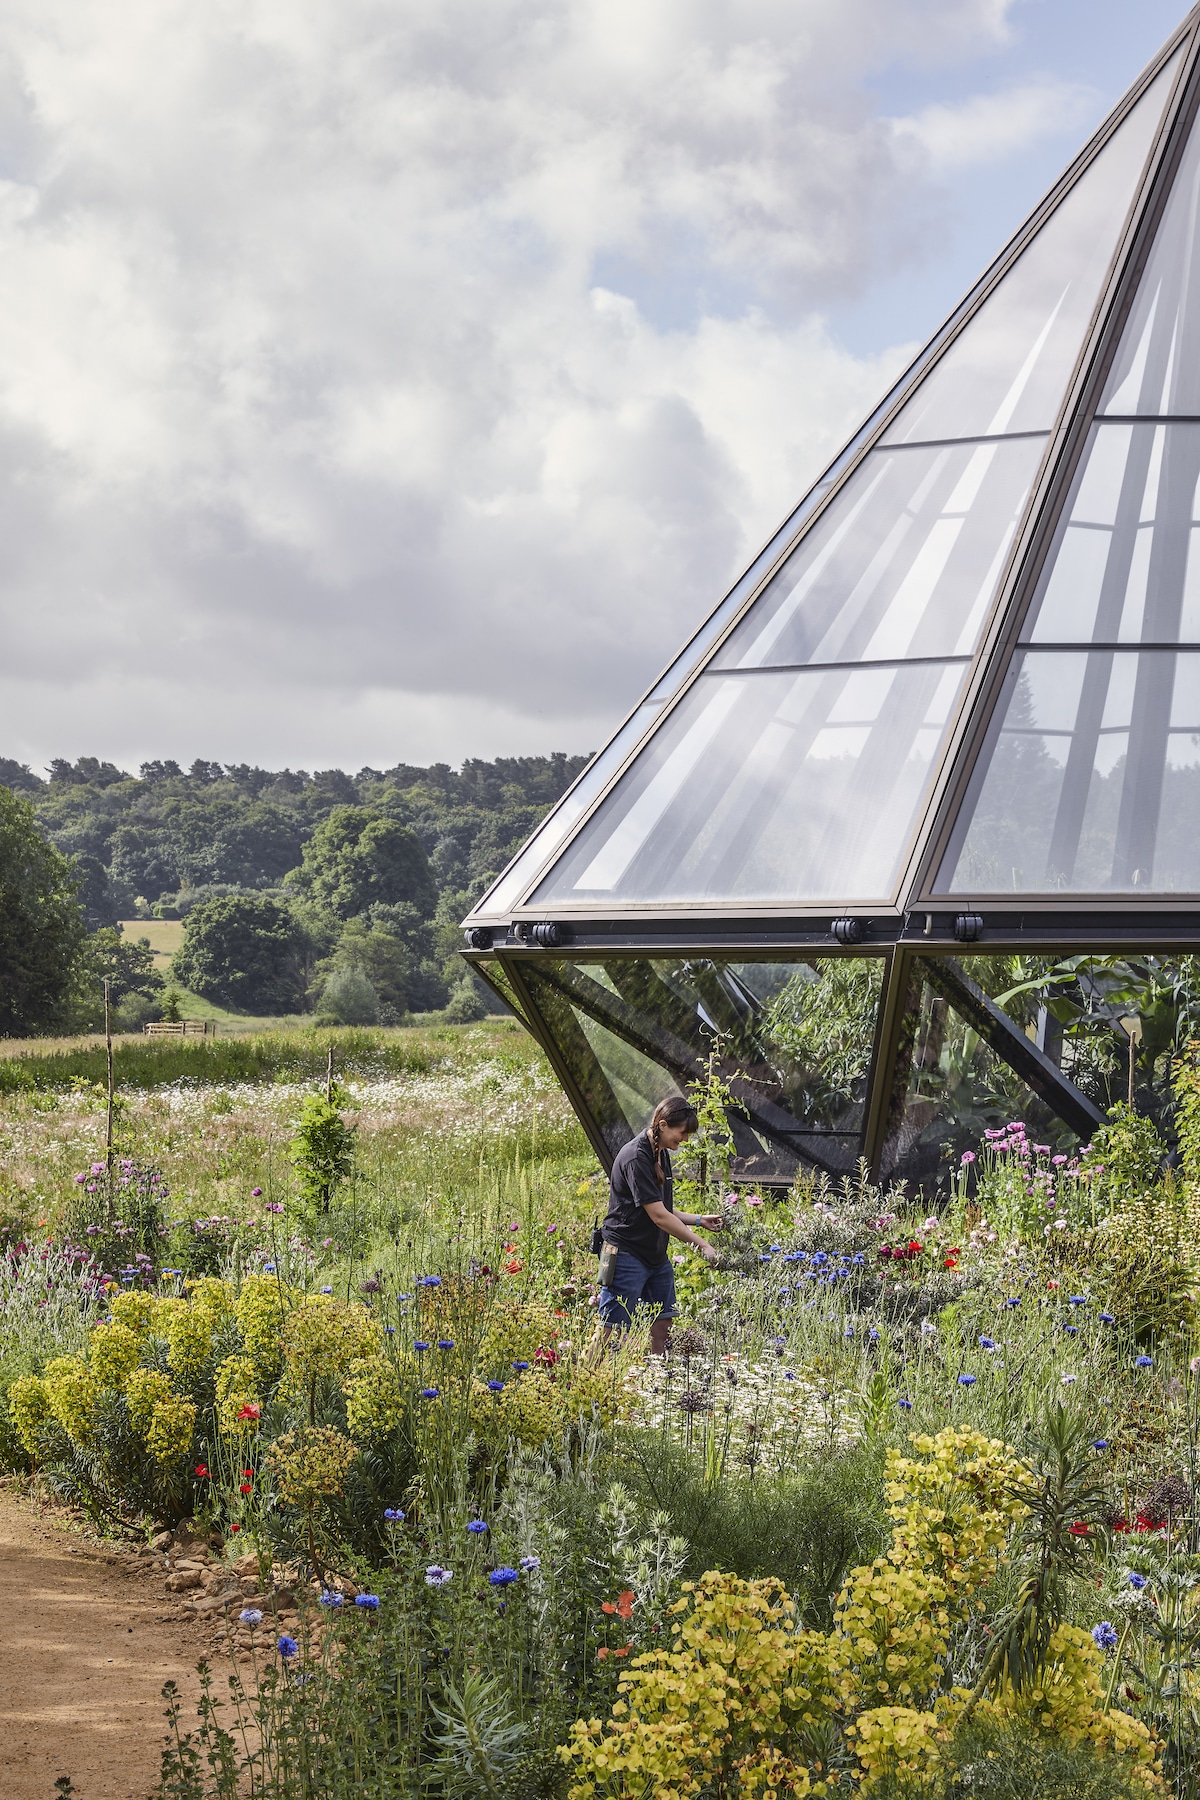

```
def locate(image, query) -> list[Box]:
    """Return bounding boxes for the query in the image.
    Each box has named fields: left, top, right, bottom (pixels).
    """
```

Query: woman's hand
left=697, top=1213, right=726, bottom=1232
left=700, top=1241, right=720, bottom=1263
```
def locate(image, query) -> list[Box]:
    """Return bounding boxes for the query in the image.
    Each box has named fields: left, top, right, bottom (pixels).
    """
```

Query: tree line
left=0, top=752, right=590, bottom=1035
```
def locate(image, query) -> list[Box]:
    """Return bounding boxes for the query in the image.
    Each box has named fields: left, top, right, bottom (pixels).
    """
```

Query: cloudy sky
left=0, top=0, right=1189, bottom=775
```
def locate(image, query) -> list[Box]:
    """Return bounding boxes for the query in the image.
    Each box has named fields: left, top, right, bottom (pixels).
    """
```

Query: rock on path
left=0, top=1488, right=202, bottom=1800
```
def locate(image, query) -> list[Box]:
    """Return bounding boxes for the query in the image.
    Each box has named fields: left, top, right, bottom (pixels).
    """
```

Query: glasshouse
left=466, top=11, right=1200, bottom=1194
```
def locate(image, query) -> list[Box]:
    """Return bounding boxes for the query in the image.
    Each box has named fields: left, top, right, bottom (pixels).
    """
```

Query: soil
left=0, top=1487, right=206, bottom=1800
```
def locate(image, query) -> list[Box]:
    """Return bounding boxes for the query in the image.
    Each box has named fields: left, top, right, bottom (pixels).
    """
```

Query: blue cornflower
left=467, top=1519, right=489, bottom=1534
left=278, top=1635, right=299, bottom=1659
left=319, top=1285, right=333, bottom=1295
left=397, top=1293, right=412, bottom=1302
left=1099, top=1313, right=1115, bottom=1323
left=958, top=1374, right=977, bottom=1387
left=437, top=1338, right=455, bottom=1349
left=898, top=1398, right=913, bottom=1410
left=263, top=1261, right=276, bottom=1273
left=489, top=1567, right=519, bottom=1586
left=414, top=1340, right=431, bottom=1353
left=487, top=1380, right=504, bottom=1393
left=383, top=1508, right=405, bottom=1522
left=512, top=1360, right=531, bottom=1372
left=419, top=1275, right=443, bottom=1288
left=240, top=1608, right=263, bottom=1625
left=783, top=1371, right=796, bottom=1381
left=424, top=1565, right=453, bottom=1587
left=759, top=1252, right=772, bottom=1262
left=355, top=1594, right=381, bottom=1609
left=1091, top=1440, right=1109, bottom=1451
left=421, top=1386, right=440, bottom=1399
left=1063, top=1325, right=1079, bottom=1336
left=769, top=1244, right=782, bottom=1254
left=1092, top=1621, right=1118, bottom=1651
left=852, top=1253, right=865, bottom=1266
left=869, top=1327, right=880, bottom=1342
left=1004, top=1298, right=1021, bottom=1308
left=979, top=1337, right=996, bottom=1350
left=384, top=1325, right=396, bottom=1334
left=844, top=1324, right=854, bottom=1339
left=1135, top=1355, right=1154, bottom=1368
left=1128, top=1572, right=1149, bottom=1590
left=1069, top=1295, right=1088, bottom=1306
left=519, top=1555, right=541, bottom=1573
left=319, top=1590, right=344, bottom=1608
left=812, top=1252, right=828, bottom=1266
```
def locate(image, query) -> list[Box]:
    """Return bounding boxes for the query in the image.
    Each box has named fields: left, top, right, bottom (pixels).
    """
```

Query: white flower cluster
left=628, top=1353, right=859, bottom=1475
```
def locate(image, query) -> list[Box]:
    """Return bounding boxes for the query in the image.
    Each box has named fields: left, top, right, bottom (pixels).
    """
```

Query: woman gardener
left=597, top=1094, right=725, bottom=1355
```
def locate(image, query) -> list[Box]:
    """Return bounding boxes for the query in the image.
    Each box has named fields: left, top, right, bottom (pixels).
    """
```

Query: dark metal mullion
left=707, top=655, right=970, bottom=677
left=920, top=958, right=1105, bottom=1138
left=863, top=948, right=920, bottom=1179
left=912, top=24, right=1200, bottom=903
left=500, top=957, right=619, bottom=1174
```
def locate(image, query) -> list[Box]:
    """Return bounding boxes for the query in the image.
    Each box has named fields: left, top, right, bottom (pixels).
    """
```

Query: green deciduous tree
left=0, top=786, right=87, bottom=1035
left=171, top=894, right=308, bottom=1014
left=288, top=807, right=437, bottom=920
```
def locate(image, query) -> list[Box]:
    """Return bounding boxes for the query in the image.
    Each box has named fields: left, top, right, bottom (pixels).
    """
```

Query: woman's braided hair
left=647, top=1095, right=699, bottom=1186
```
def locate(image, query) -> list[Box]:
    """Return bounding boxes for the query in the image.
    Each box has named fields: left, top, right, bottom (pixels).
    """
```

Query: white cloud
left=889, top=78, right=1097, bottom=175
left=0, top=0, right=1021, bottom=771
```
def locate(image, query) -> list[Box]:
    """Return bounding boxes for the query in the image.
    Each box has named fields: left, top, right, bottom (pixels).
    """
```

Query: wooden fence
left=143, top=1021, right=216, bottom=1037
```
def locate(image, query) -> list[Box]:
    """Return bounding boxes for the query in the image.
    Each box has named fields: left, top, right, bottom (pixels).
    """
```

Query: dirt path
left=0, top=1489, right=204, bottom=1800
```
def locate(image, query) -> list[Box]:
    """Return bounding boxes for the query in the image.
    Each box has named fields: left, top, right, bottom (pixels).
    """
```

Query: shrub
left=318, top=967, right=381, bottom=1026
left=171, top=894, right=308, bottom=1013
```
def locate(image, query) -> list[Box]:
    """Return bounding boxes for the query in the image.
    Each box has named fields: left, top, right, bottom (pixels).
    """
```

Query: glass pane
left=711, top=437, right=1045, bottom=670
left=533, top=662, right=966, bottom=906
left=470, top=703, right=661, bottom=917
left=883, top=54, right=1178, bottom=445
left=1101, top=76, right=1200, bottom=418
left=879, top=962, right=1076, bottom=1192
left=941, top=648, right=1200, bottom=893
left=520, top=955, right=883, bottom=1181
left=472, top=958, right=531, bottom=1026
left=1027, top=424, right=1200, bottom=643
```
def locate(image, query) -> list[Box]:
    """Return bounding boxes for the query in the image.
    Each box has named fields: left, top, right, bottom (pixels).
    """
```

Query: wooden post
left=104, top=978, right=114, bottom=1170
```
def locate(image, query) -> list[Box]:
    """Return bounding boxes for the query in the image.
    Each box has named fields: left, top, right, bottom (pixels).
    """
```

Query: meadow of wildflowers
left=1, top=1018, right=1199, bottom=1799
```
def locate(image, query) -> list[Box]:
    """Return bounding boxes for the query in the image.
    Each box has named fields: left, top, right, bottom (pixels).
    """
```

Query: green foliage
left=621, top=1432, right=888, bottom=1626
left=964, top=1406, right=1109, bottom=1716
left=765, top=958, right=883, bottom=1115
left=171, top=894, right=308, bottom=1013
left=318, top=966, right=381, bottom=1026
left=1082, top=1104, right=1168, bottom=1195
left=0, top=785, right=88, bottom=1035
left=290, top=1084, right=357, bottom=1211
left=290, top=806, right=437, bottom=920
left=868, top=1715, right=1159, bottom=1799
left=428, top=1670, right=527, bottom=1798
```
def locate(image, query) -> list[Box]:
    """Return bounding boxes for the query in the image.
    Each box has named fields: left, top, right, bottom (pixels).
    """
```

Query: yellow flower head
left=88, top=1320, right=143, bottom=1391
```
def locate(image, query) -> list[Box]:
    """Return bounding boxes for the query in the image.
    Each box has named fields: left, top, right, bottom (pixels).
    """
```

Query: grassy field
left=121, top=918, right=184, bottom=970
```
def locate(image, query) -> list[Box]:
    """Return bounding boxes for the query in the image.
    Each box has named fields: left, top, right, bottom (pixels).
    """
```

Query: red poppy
left=194, top=1464, right=209, bottom=1478
left=1068, top=1522, right=1089, bottom=1536
left=1112, top=1518, right=1130, bottom=1533
left=505, top=1259, right=523, bottom=1274
left=943, top=1257, right=960, bottom=1270
left=239, top=1483, right=253, bottom=1494
left=596, top=1646, right=609, bottom=1660
left=230, top=1523, right=241, bottom=1533
left=616, top=1589, right=635, bottom=1619
left=237, top=1404, right=261, bottom=1421
left=241, top=1469, right=254, bottom=1478
left=614, top=1644, right=631, bottom=1657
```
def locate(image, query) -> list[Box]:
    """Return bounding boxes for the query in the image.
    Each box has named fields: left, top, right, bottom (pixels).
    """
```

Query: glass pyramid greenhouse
left=463, top=10, right=1200, bottom=1194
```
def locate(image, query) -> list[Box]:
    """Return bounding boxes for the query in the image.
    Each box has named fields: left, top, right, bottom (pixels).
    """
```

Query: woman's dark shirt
left=602, top=1132, right=673, bottom=1267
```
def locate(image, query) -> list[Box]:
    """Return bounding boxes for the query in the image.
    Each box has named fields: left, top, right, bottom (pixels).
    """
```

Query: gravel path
left=0, top=1489, right=202, bottom=1800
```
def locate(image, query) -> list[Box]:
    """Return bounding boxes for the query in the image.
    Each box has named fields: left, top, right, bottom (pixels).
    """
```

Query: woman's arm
left=643, top=1200, right=719, bottom=1262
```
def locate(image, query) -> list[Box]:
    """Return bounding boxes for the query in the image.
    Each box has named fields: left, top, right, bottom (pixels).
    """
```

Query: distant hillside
left=0, top=752, right=591, bottom=928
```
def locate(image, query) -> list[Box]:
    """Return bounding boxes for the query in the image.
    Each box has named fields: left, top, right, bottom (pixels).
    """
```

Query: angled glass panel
left=1101, top=76, right=1200, bottom=418
left=533, top=662, right=966, bottom=906
left=883, top=53, right=1178, bottom=446
left=472, top=958, right=532, bottom=1026
left=470, top=703, right=661, bottom=918
left=879, top=961, right=1076, bottom=1192
left=940, top=648, right=1200, bottom=893
left=519, top=954, right=883, bottom=1181
left=1027, top=423, right=1200, bottom=643
left=711, top=436, right=1045, bottom=670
